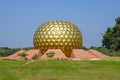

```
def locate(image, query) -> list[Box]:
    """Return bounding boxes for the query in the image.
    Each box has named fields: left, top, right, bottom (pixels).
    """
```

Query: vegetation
left=32, top=54, right=40, bottom=60
left=22, top=47, right=33, bottom=50
left=0, top=46, right=120, bottom=57
left=0, top=17, right=120, bottom=80
left=89, top=46, right=120, bottom=56
left=0, top=47, right=33, bottom=57
left=18, top=53, right=28, bottom=60
left=0, top=59, right=120, bottom=80
left=46, top=51, right=55, bottom=60
left=102, top=17, right=120, bottom=51
left=0, top=47, right=20, bottom=57
left=1, top=17, right=120, bottom=57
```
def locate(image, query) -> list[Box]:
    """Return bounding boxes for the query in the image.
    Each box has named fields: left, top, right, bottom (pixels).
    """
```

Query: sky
left=0, top=0, right=120, bottom=48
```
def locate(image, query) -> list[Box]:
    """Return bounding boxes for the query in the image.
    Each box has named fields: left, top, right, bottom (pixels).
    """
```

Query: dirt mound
left=40, top=49, right=67, bottom=59
left=2, top=49, right=41, bottom=60
left=24, top=49, right=41, bottom=60
left=88, top=49, right=110, bottom=59
left=2, top=49, right=109, bottom=60
left=2, top=50, right=26, bottom=60
left=71, top=49, right=97, bottom=60
left=71, top=49, right=110, bottom=60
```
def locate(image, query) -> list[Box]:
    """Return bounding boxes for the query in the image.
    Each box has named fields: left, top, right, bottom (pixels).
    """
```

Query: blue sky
left=0, top=0, right=120, bottom=48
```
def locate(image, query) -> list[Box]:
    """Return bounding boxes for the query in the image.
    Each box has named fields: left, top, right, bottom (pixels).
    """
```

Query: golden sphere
left=33, top=20, right=82, bottom=57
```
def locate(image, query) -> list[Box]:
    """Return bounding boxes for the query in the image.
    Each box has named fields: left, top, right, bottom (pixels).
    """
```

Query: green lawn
left=0, top=59, right=120, bottom=80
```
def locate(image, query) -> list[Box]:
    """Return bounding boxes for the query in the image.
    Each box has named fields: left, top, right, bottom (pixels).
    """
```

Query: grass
left=0, top=58, right=120, bottom=80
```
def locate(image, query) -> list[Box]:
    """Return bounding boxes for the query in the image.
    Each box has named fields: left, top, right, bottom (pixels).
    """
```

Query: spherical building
left=33, top=20, right=82, bottom=57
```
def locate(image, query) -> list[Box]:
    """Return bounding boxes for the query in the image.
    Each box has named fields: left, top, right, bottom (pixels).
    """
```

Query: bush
left=18, top=53, right=28, bottom=60
left=32, top=54, right=40, bottom=60
left=46, top=51, right=55, bottom=60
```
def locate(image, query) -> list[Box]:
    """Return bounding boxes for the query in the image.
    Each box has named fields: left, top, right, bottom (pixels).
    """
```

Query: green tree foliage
left=0, top=47, right=33, bottom=57
left=0, top=47, right=21, bottom=57
left=82, top=46, right=89, bottom=50
left=89, top=46, right=120, bottom=56
left=102, top=17, right=120, bottom=51
left=18, top=53, right=28, bottom=60
left=22, top=47, right=33, bottom=50
left=46, top=51, right=55, bottom=60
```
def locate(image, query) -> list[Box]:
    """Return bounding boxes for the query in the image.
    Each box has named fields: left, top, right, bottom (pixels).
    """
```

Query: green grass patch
left=0, top=59, right=120, bottom=80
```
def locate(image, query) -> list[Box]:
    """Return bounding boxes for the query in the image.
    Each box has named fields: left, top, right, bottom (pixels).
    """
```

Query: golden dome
left=33, top=20, right=82, bottom=57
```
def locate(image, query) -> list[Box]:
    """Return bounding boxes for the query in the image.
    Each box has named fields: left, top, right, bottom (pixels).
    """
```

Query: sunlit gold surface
left=33, top=20, right=82, bottom=57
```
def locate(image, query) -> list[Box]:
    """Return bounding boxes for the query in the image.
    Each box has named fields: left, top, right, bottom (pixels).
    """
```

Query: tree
left=46, top=51, right=55, bottom=60
left=102, top=17, right=120, bottom=51
left=18, top=53, right=28, bottom=60
left=0, top=47, right=21, bottom=57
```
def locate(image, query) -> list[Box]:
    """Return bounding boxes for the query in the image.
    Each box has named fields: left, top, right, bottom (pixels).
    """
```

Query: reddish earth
left=3, top=49, right=41, bottom=60
left=2, top=49, right=110, bottom=60
left=71, top=49, right=110, bottom=60
left=23, top=49, right=41, bottom=60
left=71, top=49, right=97, bottom=60
left=88, top=49, right=110, bottom=59
left=3, top=50, right=26, bottom=60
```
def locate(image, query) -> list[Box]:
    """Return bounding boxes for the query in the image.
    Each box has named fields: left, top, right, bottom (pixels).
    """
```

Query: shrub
left=46, top=51, right=55, bottom=60
left=18, top=53, right=28, bottom=60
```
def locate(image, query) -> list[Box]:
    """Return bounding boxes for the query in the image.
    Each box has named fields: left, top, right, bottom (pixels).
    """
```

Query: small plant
left=32, top=53, right=40, bottom=60
left=18, top=53, right=28, bottom=60
left=46, top=51, right=55, bottom=60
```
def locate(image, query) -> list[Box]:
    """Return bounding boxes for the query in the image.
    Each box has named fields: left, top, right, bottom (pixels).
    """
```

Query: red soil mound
left=23, top=49, right=41, bottom=60
left=2, top=50, right=26, bottom=60
left=3, top=49, right=41, bottom=60
left=71, top=49, right=97, bottom=60
left=88, top=49, right=110, bottom=59
left=71, top=49, right=110, bottom=60
left=2, top=49, right=109, bottom=60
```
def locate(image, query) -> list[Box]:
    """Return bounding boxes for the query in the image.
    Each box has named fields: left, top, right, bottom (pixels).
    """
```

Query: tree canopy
left=0, top=47, right=33, bottom=57
left=102, top=17, right=120, bottom=51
